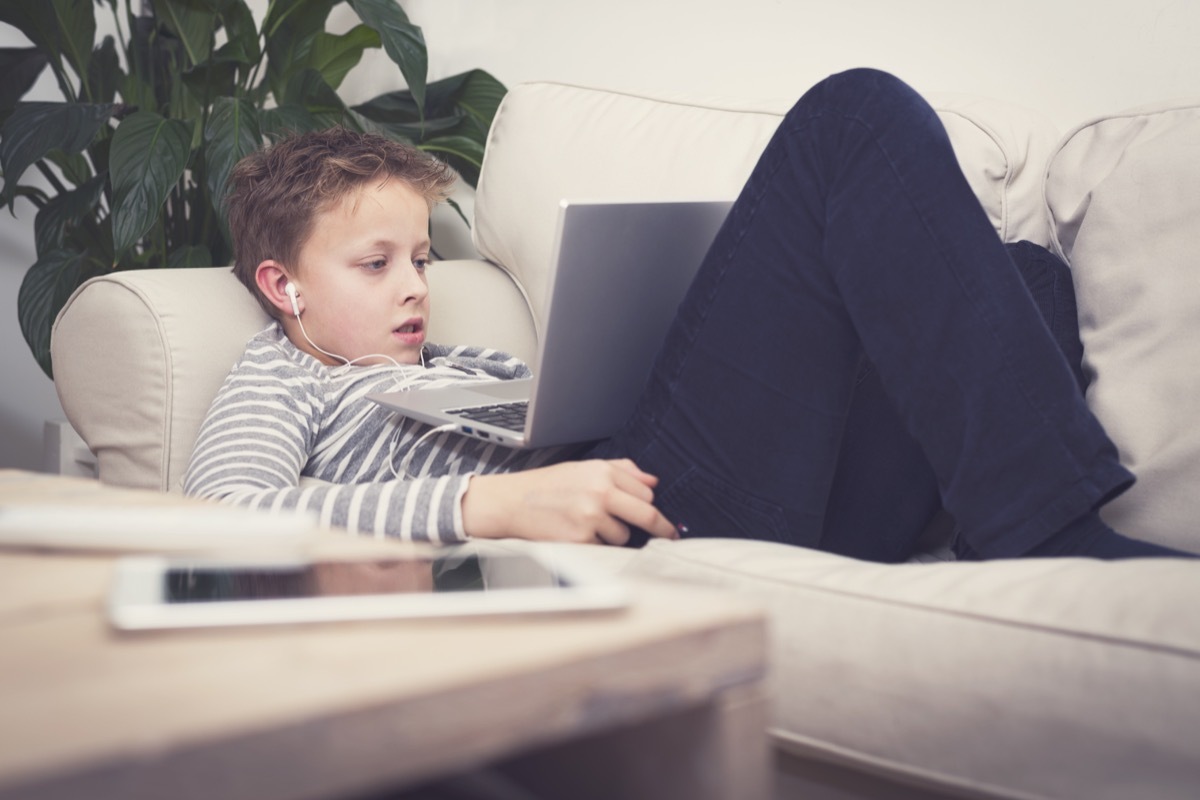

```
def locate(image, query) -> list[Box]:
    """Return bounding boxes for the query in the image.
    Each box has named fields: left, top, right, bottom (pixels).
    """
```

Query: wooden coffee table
left=0, top=471, right=770, bottom=799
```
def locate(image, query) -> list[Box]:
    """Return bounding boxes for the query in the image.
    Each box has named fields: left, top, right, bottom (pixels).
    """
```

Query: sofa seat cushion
left=474, top=81, right=1059, bottom=336
left=1045, top=98, right=1200, bottom=553
left=623, top=537, right=1200, bottom=799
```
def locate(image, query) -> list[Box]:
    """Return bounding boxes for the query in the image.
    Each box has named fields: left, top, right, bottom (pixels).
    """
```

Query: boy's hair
left=225, top=127, right=457, bottom=318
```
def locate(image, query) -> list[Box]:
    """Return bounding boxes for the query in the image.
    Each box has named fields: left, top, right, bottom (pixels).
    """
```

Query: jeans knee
left=828, top=67, right=908, bottom=95
left=789, top=67, right=931, bottom=130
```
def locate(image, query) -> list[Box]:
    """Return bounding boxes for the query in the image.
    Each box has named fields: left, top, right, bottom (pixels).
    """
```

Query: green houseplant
left=0, top=0, right=506, bottom=378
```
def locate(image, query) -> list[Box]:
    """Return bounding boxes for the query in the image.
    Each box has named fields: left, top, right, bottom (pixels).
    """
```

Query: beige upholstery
left=624, top=538, right=1200, bottom=800
left=52, top=83, right=1200, bottom=800
left=1045, top=98, right=1200, bottom=552
left=53, top=268, right=267, bottom=492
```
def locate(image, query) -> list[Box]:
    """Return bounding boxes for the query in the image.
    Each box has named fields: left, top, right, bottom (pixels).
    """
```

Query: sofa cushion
left=625, top=537, right=1200, bottom=800
left=1045, top=98, right=1200, bottom=552
left=473, top=81, right=1059, bottom=335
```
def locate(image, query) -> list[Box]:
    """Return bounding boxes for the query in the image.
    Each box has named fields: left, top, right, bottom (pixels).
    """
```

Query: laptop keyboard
left=446, top=401, right=529, bottom=432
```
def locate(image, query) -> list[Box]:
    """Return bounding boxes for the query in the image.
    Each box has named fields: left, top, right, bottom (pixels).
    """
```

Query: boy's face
left=287, top=178, right=432, bottom=366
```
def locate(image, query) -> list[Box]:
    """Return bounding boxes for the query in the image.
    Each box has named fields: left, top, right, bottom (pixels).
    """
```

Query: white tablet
left=0, top=505, right=317, bottom=554
left=107, top=543, right=628, bottom=630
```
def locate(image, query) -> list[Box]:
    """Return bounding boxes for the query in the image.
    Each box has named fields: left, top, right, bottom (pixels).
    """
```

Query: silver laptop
left=368, top=199, right=733, bottom=448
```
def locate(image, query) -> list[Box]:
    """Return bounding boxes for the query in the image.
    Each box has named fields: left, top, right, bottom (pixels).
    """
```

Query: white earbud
left=285, top=281, right=301, bottom=316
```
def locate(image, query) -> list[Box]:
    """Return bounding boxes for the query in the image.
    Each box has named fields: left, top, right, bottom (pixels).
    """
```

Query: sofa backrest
left=473, top=81, right=1060, bottom=337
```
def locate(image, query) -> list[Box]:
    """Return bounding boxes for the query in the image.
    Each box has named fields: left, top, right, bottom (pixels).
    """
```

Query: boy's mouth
left=393, top=318, right=425, bottom=343
left=394, top=317, right=423, bottom=332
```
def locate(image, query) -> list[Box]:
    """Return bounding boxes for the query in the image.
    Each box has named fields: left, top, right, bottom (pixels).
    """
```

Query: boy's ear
left=256, top=260, right=297, bottom=316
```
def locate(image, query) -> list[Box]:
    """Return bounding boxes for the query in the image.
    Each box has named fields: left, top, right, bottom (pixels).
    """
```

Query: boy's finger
left=610, top=458, right=659, bottom=487
left=608, top=490, right=677, bottom=540
left=610, top=464, right=656, bottom=502
left=594, top=517, right=632, bottom=547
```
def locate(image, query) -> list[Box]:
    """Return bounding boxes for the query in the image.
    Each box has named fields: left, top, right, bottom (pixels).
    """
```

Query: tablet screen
left=164, top=552, right=567, bottom=604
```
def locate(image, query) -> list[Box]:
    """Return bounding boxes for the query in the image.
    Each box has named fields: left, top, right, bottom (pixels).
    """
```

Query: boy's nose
left=396, top=263, right=428, bottom=302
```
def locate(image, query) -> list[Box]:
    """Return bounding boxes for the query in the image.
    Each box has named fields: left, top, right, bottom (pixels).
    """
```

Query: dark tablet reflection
left=164, top=554, right=485, bottom=603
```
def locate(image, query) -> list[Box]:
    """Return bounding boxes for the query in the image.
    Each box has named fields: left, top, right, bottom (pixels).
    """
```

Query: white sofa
left=53, top=80, right=1200, bottom=799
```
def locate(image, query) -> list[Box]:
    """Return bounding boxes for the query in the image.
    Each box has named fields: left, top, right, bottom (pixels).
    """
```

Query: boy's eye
left=364, top=258, right=387, bottom=271
left=413, top=257, right=431, bottom=271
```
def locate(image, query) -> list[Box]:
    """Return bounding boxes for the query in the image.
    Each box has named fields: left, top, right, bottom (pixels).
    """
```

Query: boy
left=189, top=71, right=1190, bottom=560
left=185, top=126, right=677, bottom=545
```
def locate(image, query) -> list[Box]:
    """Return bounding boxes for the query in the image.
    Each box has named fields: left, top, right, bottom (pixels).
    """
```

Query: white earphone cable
left=287, top=281, right=454, bottom=479
left=391, top=423, right=460, bottom=479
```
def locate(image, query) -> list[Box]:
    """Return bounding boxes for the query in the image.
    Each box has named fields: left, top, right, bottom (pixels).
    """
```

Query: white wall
left=363, top=0, right=1200, bottom=129
left=3, top=0, right=1198, bottom=471
left=0, top=35, right=66, bottom=471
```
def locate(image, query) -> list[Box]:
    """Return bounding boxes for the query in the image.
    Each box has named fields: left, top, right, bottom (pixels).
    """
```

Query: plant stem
left=244, top=7, right=271, bottom=95
left=35, top=162, right=69, bottom=196
left=113, top=1, right=129, bottom=61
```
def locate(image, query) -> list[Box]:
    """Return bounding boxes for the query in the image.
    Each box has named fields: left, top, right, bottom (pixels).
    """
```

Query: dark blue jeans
left=588, top=68, right=1133, bottom=562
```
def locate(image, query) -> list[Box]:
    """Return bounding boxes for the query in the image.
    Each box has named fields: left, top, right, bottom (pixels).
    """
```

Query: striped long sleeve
left=183, top=324, right=564, bottom=541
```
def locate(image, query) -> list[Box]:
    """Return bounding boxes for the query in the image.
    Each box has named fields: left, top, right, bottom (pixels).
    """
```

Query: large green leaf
left=17, top=248, right=90, bottom=379
left=0, top=47, right=50, bottom=124
left=419, top=135, right=484, bottom=166
left=211, top=0, right=261, bottom=65
left=109, top=112, right=194, bottom=258
left=353, top=69, right=505, bottom=138
left=353, top=69, right=505, bottom=187
left=44, top=149, right=92, bottom=187
left=0, top=101, right=115, bottom=205
left=259, top=104, right=325, bottom=137
left=84, top=36, right=121, bottom=106
left=352, top=89, right=420, bottom=124
left=155, top=0, right=217, bottom=70
left=283, top=69, right=349, bottom=128
left=34, top=173, right=107, bottom=256
left=347, top=0, right=426, bottom=115
left=419, top=134, right=485, bottom=186
left=352, top=71, right=469, bottom=123
left=6, top=184, right=49, bottom=210
left=355, top=114, right=461, bottom=143
left=263, top=0, right=338, bottom=39
left=167, top=243, right=214, bottom=269
left=204, top=96, right=261, bottom=214
left=0, top=2, right=57, bottom=54
left=181, top=59, right=240, bottom=109
left=51, top=0, right=96, bottom=83
left=263, top=0, right=338, bottom=102
left=310, top=24, right=381, bottom=90
left=453, top=69, right=507, bottom=138
left=0, top=0, right=93, bottom=89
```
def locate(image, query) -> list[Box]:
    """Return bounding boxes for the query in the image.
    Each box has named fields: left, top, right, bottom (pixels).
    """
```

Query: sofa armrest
left=51, top=268, right=269, bottom=492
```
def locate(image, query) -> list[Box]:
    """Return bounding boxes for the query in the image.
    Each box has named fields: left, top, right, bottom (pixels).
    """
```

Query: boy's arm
left=463, top=460, right=678, bottom=545
left=182, top=361, right=472, bottom=543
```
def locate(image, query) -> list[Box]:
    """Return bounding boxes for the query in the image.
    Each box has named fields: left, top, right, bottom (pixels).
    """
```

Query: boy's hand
left=461, top=460, right=678, bottom=545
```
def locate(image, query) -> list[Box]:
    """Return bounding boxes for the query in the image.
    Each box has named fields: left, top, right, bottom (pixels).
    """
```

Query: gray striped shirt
left=183, top=324, right=567, bottom=541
